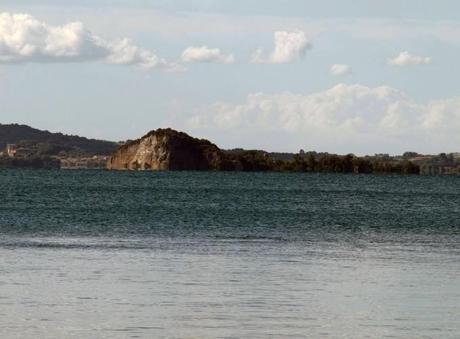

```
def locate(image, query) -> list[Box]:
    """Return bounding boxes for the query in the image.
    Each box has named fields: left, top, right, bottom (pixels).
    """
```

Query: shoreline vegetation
left=1, top=123, right=459, bottom=175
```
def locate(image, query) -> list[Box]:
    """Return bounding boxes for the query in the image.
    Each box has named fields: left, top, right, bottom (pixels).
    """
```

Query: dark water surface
left=1, top=170, right=459, bottom=338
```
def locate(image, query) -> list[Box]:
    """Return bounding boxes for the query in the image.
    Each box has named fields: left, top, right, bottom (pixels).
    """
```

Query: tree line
left=220, top=150, right=420, bottom=174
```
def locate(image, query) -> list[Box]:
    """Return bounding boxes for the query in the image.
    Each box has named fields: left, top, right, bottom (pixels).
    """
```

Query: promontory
left=106, top=128, right=224, bottom=170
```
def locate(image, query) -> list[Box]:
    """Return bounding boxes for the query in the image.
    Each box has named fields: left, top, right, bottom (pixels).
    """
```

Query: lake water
left=1, top=170, right=459, bottom=338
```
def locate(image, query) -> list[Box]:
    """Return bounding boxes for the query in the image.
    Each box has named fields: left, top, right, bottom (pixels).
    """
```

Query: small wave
left=212, top=234, right=288, bottom=242
left=0, top=238, right=154, bottom=250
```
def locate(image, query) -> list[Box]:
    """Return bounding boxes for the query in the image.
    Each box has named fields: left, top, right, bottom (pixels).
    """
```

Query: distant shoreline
left=2, top=123, right=460, bottom=175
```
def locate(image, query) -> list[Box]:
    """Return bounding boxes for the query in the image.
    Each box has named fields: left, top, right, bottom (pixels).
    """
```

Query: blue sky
left=1, top=1, right=460, bottom=154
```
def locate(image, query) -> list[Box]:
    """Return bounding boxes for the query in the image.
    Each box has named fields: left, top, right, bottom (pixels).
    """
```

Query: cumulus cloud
left=252, top=30, right=312, bottom=64
left=187, top=84, right=460, bottom=153
left=0, top=12, right=177, bottom=70
left=330, top=64, right=352, bottom=76
left=387, top=51, right=432, bottom=66
left=181, top=46, right=235, bottom=64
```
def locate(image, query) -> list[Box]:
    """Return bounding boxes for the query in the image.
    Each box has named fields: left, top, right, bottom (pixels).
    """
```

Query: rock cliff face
left=107, top=128, right=223, bottom=171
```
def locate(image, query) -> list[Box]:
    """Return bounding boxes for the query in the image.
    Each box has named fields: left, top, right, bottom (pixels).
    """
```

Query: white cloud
left=330, top=64, right=352, bottom=76
left=252, top=30, right=312, bottom=64
left=181, top=46, right=235, bottom=64
left=0, top=12, right=177, bottom=70
left=187, top=84, right=460, bottom=153
left=271, top=31, right=311, bottom=63
left=107, top=38, right=177, bottom=70
left=387, top=51, right=432, bottom=66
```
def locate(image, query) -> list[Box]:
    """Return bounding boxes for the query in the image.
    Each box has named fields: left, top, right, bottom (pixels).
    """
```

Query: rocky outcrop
left=107, top=128, right=223, bottom=171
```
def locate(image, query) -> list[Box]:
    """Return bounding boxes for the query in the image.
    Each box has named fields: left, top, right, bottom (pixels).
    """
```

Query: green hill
left=0, top=124, right=117, bottom=156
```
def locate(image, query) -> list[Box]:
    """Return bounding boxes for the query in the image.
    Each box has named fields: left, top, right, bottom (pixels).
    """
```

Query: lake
left=1, top=170, right=459, bottom=338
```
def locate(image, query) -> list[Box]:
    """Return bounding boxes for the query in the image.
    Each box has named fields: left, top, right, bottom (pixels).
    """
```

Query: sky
left=1, top=0, right=460, bottom=154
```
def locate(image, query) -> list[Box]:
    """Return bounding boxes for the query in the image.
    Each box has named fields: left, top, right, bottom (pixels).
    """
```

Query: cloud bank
left=0, top=12, right=177, bottom=70
left=187, top=84, right=460, bottom=153
left=252, top=30, right=311, bottom=64
left=181, top=46, right=234, bottom=64
left=387, top=51, right=432, bottom=66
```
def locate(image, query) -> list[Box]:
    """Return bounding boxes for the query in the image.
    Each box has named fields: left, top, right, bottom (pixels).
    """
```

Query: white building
left=6, top=144, right=17, bottom=157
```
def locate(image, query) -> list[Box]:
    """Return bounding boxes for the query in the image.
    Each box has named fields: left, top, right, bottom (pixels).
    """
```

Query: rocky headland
left=107, top=128, right=223, bottom=170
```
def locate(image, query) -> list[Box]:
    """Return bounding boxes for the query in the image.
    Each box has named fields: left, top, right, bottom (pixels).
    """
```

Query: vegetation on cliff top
left=118, top=128, right=218, bottom=152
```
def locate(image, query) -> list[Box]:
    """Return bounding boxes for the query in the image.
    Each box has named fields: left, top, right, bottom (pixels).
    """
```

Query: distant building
left=15, top=147, right=34, bottom=157
left=409, top=155, right=434, bottom=164
left=59, top=155, right=109, bottom=169
left=6, top=144, right=17, bottom=157
left=5, top=144, right=34, bottom=158
left=420, top=164, right=460, bottom=175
